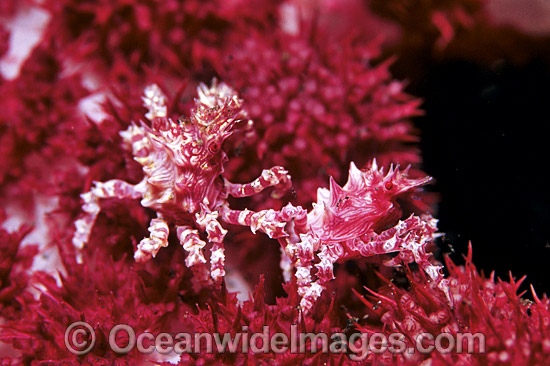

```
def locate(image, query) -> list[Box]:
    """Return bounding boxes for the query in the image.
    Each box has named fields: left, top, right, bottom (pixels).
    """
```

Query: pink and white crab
left=276, top=161, right=449, bottom=310
left=72, top=81, right=292, bottom=285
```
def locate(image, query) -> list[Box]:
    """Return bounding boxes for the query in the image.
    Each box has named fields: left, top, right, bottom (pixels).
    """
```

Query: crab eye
left=384, top=182, right=393, bottom=190
left=209, top=142, right=221, bottom=153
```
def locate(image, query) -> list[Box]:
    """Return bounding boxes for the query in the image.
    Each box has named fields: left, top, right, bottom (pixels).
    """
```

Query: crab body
left=118, top=83, right=239, bottom=219
left=307, top=161, right=431, bottom=244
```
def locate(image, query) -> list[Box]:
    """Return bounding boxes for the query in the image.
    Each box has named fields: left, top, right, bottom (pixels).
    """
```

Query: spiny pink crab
left=72, top=81, right=292, bottom=285
left=276, top=161, right=450, bottom=311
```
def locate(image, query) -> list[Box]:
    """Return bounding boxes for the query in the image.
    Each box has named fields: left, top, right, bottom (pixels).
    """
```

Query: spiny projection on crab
left=72, top=80, right=293, bottom=285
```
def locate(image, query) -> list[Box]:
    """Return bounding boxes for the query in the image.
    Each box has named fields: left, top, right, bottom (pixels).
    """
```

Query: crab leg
left=357, top=215, right=450, bottom=302
left=275, top=204, right=309, bottom=281
left=293, top=241, right=344, bottom=311
left=280, top=247, right=293, bottom=283
left=134, top=216, right=170, bottom=262
left=196, top=205, right=228, bottom=284
left=290, top=233, right=321, bottom=311
left=219, top=205, right=288, bottom=239
left=176, top=225, right=210, bottom=287
left=224, top=166, right=291, bottom=198
left=72, top=179, right=145, bottom=260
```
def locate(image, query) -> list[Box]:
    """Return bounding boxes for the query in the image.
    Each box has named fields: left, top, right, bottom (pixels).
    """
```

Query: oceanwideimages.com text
left=65, top=322, right=486, bottom=360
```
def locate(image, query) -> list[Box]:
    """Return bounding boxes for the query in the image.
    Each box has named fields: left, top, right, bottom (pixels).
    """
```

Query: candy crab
left=72, top=81, right=292, bottom=285
left=276, top=161, right=450, bottom=311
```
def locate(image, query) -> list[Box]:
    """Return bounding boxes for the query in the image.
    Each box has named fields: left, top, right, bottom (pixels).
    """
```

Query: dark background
left=402, top=56, right=550, bottom=297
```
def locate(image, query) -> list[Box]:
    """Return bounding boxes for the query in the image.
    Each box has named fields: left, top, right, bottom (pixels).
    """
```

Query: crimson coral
left=1, top=243, right=197, bottom=364
left=0, top=211, right=36, bottom=322
left=355, top=244, right=550, bottom=365
left=162, top=245, right=550, bottom=366
left=172, top=277, right=353, bottom=365
left=42, top=0, right=281, bottom=80
left=220, top=26, right=426, bottom=208
left=0, top=38, right=89, bottom=207
left=0, top=0, right=547, bottom=365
